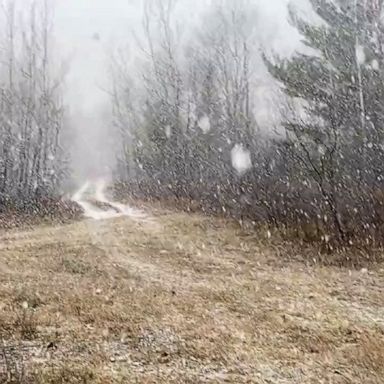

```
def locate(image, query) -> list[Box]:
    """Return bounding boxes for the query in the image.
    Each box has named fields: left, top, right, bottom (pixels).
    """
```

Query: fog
left=56, top=0, right=302, bottom=109
left=55, top=0, right=143, bottom=182
left=54, top=0, right=303, bottom=182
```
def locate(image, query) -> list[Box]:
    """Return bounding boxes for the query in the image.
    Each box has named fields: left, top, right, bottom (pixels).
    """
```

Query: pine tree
left=265, top=0, right=384, bottom=241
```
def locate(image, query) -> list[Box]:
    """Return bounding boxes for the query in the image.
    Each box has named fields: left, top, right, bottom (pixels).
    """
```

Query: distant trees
left=113, top=0, right=260, bottom=206
left=113, top=0, right=384, bottom=248
left=0, top=0, right=68, bottom=208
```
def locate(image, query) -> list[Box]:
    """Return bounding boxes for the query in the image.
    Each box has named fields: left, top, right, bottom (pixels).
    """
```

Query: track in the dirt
left=72, top=179, right=145, bottom=220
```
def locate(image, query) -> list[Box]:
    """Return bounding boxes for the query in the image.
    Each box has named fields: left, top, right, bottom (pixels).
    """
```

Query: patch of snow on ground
left=72, top=179, right=146, bottom=220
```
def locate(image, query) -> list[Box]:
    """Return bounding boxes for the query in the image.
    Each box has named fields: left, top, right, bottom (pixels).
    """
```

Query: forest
left=1, top=0, right=384, bottom=248
left=112, top=0, right=384, bottom=249
left=0, top=0, right=69, bottom=221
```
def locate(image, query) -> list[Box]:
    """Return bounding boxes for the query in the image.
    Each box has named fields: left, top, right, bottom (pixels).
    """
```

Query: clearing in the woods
left=0, top=197, right=383, bottom=383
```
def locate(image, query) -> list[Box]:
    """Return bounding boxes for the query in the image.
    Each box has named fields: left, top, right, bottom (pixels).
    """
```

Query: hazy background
left=54, top=0, right=304, bottom=182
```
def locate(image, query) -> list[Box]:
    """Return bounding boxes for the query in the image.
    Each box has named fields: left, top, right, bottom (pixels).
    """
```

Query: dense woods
left=0, top=0, right=68, bottom=213
left=112, top=0, right=384, bottom=248
left=2, top=0, right=384, bottom=248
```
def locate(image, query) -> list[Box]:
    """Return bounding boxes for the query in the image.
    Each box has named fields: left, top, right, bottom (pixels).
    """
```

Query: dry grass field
left=0, top=208, right=383, bottom=383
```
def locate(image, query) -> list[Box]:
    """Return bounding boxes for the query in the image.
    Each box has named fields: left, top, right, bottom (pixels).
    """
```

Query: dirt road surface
left=0, top=190, right=383, bottom=383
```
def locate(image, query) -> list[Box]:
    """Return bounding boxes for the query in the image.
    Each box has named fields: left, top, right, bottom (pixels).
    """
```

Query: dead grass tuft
left=14, top=309, right=38, bottom=340
left=32, top=363, right=99, bottom=384
left=349, top=333, right=384, bottom=375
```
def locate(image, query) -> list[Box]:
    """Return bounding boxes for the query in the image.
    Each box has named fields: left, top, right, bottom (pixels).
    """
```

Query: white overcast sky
left=55, top=0, right=142, bottom=112
left=54, top=0, right=304, bottom=113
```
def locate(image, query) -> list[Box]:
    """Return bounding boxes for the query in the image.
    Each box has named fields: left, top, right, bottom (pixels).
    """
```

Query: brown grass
left=0, top=210, right=383, bottom=383
left=0, top=198, right=83, bottom=230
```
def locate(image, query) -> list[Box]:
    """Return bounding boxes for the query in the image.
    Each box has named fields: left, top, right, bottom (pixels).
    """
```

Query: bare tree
left=0, top=0, right=68, bottom=207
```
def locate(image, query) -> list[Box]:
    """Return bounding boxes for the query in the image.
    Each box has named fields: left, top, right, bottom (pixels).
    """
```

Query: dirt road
left=0, top=189, right=383, bottom=383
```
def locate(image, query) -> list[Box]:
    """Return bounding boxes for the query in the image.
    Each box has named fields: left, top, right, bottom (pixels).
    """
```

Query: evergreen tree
left=265, top=0, right=384, bottom=240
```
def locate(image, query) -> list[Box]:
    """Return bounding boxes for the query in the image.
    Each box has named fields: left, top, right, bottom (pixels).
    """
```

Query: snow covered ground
left=72, top=179, right=145, bottom=220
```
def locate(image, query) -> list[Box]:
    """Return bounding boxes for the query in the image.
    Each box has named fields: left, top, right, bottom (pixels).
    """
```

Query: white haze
left=54, top=0, right=306, bottom=182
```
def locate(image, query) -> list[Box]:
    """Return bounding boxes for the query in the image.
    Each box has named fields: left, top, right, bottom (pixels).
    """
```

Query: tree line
left=112, top=0, right=384, bottom=249
left=0, top=0, right=68, bottom=212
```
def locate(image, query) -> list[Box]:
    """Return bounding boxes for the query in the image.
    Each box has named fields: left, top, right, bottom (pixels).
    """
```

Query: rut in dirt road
left=72, top=179, right=146, bottom=221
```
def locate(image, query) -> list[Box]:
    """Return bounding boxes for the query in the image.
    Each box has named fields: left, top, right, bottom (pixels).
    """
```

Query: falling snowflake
left=231, top=144, right=252, bottom=175
left=356, top=45, right=366, bottom=65
left=198, top=116, right=211, bottom=134
left=165, top=125, right=171, bottom=138
left=371, top=59, right=379, bottom=70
